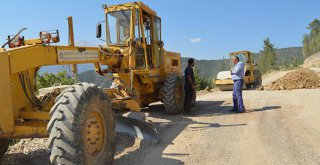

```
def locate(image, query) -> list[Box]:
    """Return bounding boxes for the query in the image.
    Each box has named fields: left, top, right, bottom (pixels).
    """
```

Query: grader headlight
left=9, top=36, right=24, bottom=48
left=40, top=30, right=60, bottom=44
left=40, top=32, right=52, bottom=44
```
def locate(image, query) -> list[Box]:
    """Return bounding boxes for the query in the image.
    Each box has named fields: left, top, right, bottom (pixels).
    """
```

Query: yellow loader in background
left=214, top=51, right=262, bottom=91
left=0, top=2, right=184, bottom=164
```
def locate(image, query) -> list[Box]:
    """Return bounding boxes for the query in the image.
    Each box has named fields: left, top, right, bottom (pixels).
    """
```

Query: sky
left=0, top=0, right=319, bottom=60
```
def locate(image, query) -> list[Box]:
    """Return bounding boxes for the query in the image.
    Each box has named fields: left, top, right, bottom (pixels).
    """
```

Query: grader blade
left=115, top=115, right=159, bottom=144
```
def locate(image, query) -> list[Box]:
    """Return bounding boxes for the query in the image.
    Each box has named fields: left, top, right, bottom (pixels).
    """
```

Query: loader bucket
left=115, top=115, right=159, bottom=144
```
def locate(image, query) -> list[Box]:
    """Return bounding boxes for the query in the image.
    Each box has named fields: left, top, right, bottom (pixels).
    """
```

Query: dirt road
left=3, top=77, right=320, bottom=165
left=114, top=89, right=320, bottom=165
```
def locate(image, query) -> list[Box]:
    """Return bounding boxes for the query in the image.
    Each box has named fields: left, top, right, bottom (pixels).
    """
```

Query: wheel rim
left=84, top=109, right=105, bottom=157
left=174, top=81, right=183, bottom=107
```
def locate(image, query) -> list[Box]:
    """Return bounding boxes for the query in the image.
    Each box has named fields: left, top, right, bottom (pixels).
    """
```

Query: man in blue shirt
left=184, top=58, right=195, bottom=113
left=230, top=56, right=245, bottom=113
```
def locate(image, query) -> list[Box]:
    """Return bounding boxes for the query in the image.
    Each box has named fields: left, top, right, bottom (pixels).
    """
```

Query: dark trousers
left=233, top=79, right=245, bottom=112
left=184, top=86, right=194, bottom=112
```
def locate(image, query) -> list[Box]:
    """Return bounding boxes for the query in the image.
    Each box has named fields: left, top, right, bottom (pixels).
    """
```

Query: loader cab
left=99, top=2, right=163, bottom=70
left=141, top=12, right=162, bottom=69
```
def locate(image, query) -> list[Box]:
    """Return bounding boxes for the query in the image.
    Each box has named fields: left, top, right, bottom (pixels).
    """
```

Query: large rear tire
left=163, top=76, right=185, bottom=115
left=47, top=83, right=115, bottom=165
left=0, top=139, right=9, bottom=159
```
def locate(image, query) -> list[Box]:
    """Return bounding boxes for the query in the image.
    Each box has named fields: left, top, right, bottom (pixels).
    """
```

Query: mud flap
left=115, top=115, right=159, bottom=144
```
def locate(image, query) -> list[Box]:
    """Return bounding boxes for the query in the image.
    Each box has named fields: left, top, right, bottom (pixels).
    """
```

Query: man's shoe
left=229, top=109, right=237, bottom=112
left=235, top=111, right=245, bottom=113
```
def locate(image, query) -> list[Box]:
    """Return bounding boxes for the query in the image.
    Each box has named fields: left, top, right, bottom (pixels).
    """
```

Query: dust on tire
left=47, top=83, right=115, bottom=165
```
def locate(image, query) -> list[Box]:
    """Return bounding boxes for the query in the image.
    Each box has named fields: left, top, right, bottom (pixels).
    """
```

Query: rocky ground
left=3, top=87, right=320, bottom=165
left=1, top=59, right=320, bottom=164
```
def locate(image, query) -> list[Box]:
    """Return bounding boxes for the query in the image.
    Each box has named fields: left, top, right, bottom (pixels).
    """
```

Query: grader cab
left=0, top=2, right=184, bottom=164
left=96, top=2, right=185, bottom=114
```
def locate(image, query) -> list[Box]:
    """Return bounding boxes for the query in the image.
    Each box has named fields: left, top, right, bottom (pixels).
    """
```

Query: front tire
left=163, top=76, right=185, bottom=115
left=47, top=83, right=115, bottom=165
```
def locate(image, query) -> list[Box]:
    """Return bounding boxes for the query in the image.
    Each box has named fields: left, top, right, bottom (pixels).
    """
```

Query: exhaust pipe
left=67, top=16, right=75, bottom=46
left=67, top=16, right=77, bottom=79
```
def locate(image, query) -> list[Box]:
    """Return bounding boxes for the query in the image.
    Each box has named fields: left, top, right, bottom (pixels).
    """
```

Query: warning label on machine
left=58, top=49, right=99, bottom=62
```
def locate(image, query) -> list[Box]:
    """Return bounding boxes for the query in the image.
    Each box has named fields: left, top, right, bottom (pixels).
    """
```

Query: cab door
left=152, top=16, right=162, bottom=69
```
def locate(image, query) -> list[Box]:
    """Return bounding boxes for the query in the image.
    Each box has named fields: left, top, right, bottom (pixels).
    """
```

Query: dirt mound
left=260, top=68, right=320, bottom=90
left=303, top=52, right=320, bottom=68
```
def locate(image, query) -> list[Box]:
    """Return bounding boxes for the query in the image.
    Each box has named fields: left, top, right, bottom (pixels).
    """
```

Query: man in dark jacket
left=184, top=58, right=196, bottom=113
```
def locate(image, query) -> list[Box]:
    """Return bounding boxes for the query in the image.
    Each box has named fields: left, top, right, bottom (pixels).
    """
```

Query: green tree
left=194, top=66, right=210, bottom=90
left=258, top=38, right=277, bottom=73
left=37, top=70, right=75, bottom=89
left=302, top=19, right=320, bottom=59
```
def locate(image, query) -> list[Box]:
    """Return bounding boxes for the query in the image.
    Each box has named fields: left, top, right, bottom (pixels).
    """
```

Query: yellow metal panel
left=11, top=72, right=35, bottom=117
left=19, top=111, right=50, bottom=120
left=9, top=45, right=57, bottom=74
left=164, top=51, right=182, bottom=76
left=215, top=79, right=234, bottom=85
left=0, top=54, right=14, bottom=133
left=56, top=46, right=101, bottom=65
left=112, top=100, right=141, bottom=112
left=1, top=121, right=48, bottom=138
left=9, top=45, right=101, bottom=74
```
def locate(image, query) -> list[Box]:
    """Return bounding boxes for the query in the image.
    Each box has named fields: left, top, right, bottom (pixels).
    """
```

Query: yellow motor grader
left=0, top=2, right=185, bottom=164
left=214, top=51, right=262, bottom=91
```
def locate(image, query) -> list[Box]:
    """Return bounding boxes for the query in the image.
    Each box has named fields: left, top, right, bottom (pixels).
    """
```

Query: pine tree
left=258, top=38, right=277, bottom=73
left=302, top=19, right=320, bottom=59
left=194, top=66, right=210, bottom=90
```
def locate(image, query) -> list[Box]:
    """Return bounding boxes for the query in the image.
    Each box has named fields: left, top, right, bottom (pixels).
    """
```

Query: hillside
left=40, top=47, right=303, bottom=87
left=78, top=70, right=112, bottom=88
left=182, top=47, right=303, bottom=83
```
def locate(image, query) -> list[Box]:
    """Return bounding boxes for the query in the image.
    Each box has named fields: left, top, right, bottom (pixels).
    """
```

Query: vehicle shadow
left=193, top=101, right=281, bottom=117
left=113, top=100, right=249, bottom=165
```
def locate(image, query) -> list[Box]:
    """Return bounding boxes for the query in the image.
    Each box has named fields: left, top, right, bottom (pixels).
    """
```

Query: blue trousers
left=233, top=79, right=245, bottom=112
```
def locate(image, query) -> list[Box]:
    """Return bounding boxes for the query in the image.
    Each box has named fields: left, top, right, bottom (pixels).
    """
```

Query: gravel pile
left=260, top=68, right=320, bottom=90
left=1, top=139, right=50, bottom=165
